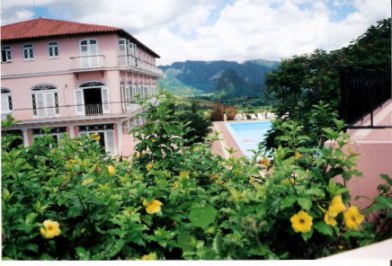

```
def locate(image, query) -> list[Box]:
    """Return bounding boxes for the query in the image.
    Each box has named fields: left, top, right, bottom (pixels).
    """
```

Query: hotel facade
left=1, top=18, right=162, bottom=156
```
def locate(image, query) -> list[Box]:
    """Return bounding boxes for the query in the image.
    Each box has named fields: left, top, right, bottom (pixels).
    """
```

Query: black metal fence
left=338, top=64, right=391, bottom=128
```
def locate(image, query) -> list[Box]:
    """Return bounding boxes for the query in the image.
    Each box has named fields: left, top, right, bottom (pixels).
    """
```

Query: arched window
left=1, top=88, right=13, bottom=115
left=31, top=84, right=59, bottom=117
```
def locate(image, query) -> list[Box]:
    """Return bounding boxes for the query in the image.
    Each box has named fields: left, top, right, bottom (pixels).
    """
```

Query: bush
left=2, top=95, right=390, bottom=260
left=209, top=103, right=237, bottom=121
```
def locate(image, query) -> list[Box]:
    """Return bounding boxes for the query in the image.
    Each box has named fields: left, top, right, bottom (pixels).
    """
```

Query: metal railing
left=85, top=104, right=103, bottom=115
left=118, top=55, right=163, bottom=76
left=339, top=64, right=391, bottom=128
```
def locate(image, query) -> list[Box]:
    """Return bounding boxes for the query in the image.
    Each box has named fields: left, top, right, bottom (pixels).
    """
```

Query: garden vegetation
left=2, top=93, right=391, bottom=260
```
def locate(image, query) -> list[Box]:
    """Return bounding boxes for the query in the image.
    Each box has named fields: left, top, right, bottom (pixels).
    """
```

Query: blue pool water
left=227, top=122, right=272, bottom=158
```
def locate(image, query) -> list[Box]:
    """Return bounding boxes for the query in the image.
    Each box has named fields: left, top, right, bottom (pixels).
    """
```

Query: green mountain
left=158, top=59, right=280, bottom=97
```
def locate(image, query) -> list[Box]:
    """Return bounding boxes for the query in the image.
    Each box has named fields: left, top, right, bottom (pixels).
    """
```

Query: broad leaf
left=188, top=204, right=217, bottom=229
left=313, top=221, right=333, bottom=236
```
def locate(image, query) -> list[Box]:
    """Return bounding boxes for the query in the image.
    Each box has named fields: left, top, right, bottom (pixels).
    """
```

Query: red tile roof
left=1, top=18, right=160, bottom=58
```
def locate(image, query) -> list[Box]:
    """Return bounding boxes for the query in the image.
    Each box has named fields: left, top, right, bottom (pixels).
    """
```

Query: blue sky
left=2, top=0, right=390, bottom=65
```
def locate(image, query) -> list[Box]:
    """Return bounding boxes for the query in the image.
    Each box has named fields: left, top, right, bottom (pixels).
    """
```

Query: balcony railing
left=69, top=54, right=162, bottom=76
left=70, top=55, right=106, bottom=71
left=85, top=104, right=103, bottom=116
left=118, top=55, right=163, bottom=76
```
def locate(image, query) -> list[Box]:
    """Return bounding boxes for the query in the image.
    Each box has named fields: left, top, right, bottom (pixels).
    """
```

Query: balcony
left=85, top=104, right=103, bottom=116
left=70, top=55, right=106, bottom=72
left=118, top=55, right=163, bottom=77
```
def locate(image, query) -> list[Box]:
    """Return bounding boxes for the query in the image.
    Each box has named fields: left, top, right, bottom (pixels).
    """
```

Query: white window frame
left=1, top=46, right=12, bottom=63
left=79, top=129, right=115, bottom=155
left=79, top=39, right=99, bottom=68
left=1, top=88, right=13, bottom=116
left=31, top=85, right=59, bottom=118
left=48, top=41, right=59, bottom=58
left=23, top=44, right=34, bottom=60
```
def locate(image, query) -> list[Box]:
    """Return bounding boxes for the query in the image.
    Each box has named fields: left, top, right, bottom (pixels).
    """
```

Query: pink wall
left=1, top=34, right=122, bottom=76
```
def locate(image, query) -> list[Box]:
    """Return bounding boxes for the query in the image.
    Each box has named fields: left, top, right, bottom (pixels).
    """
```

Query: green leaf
left=188, top=204, right=217, bottom=229
left=212, top=234, right=222, bottom=257
left=75, top=247, right=91, bottom=260
left=376, top=196, right=392, bottom=210
left=305, top=188, right=325, bottom=198
left=105, top=240, right=125, bottom=259
left=313, top=221, right=333, bottom=236
left=25, top=213, right=38, bottom=225
left=280, top=195, right=297, bottom=209
left=25, top=244, right=39, bottom=253
left=177, top=233, right=195, bottom=252
left=297, top=197, right=312, bottom=211
left=301, top=229, right=313, bottom=241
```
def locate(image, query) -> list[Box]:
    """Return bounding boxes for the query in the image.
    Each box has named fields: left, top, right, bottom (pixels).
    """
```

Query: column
left=116, top=121, right=123, bottom=156
left=22, top=128, right=29, bottom=147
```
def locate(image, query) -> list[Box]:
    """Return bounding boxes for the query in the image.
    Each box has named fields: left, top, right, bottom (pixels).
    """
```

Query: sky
left=1, top=0, right=391, bottom=65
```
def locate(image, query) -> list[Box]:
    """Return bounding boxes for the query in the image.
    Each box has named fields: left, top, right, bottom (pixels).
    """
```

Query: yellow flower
left=294, top=151, right=302, bottom=160
left=290, top=210, right=313, bottom=233
left=107, top=165, right=115, bottom=176
left=179, top=171, right=190, bottom=180
left=172, top=181, right=179, bottom=189
left=324, top=212, right=337, bottom=226
left=328, top=196, right=346, bottom=217
left=146, top=162, right=153, bottom=171
left=215, top=180, right=224, bottom=185
left=40, top=220, right=61, bottom=239
left=343, top=206, right=364, bottom=230
left=65, top=159, right=76, bottom=168
left=143, top=199, right=162, bottom=214
left=141, top=252, right=157, bottom=260
left=91, top=133, right=100, bottom=142
left=209, top=174, right=218, bottom=180
left=259, top=157, right=270, bottom=168
left=81, top=178, right=94, bottom=186
left=151, top=138, right=157, bottom=143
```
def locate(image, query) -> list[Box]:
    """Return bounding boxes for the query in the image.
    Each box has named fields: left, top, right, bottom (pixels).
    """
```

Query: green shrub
left=2, top=95, right=390, bottom=260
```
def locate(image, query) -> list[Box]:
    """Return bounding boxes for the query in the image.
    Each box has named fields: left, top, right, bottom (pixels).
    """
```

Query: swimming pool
left=227, top=121, right=272, bottom=158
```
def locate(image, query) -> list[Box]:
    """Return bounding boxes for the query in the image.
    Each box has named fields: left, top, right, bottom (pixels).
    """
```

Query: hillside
left=158, top=59, right=280, bottom=97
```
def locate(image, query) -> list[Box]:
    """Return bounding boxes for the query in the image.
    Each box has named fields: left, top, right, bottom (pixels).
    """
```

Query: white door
left=101, top=86, right=110, bottom=113
left=75, top=90, right=85, bottom=115
left=119, top=39, right=127, bottom=66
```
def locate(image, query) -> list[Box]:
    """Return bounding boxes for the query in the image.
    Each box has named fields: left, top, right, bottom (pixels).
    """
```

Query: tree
left=263, top=18, right=391, bottom=150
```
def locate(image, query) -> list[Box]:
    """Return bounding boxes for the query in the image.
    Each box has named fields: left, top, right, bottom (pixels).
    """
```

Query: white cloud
left=1, top=0, right=390, bottom=65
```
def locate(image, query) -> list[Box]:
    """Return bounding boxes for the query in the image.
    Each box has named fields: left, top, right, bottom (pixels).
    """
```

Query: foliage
left=174, top=100, right=212, bottom=145
left=2, top=95, right=390, bottom=260
left=264, top=18, right=391, bottom=150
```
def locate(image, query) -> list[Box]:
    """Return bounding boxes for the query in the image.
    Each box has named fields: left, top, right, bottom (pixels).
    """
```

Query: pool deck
left=211, top=121, right=243, bottom=159
left=211, top=119, right=271, bottom=159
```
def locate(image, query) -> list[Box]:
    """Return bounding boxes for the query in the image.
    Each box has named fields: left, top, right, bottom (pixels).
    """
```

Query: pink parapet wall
left=340, top=100, right=392, bottom=209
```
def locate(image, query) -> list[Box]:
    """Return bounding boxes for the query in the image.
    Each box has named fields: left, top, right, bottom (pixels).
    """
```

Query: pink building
left=1, top=18, right=162, bottom=156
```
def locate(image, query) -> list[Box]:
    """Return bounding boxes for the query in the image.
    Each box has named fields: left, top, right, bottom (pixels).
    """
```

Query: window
left=118, top=39, right=136, bottom=66
left=79, top=39, right=99, bottom=67
left=79, top=124, right=115, bottom=155
left=23, top=44, right=34, bottom=60
left=31, top=84, right=59, bottom=117
left=48, top=42, right=59, bottom=57
left=32, top=127, right=66, bottom=147
left=1, top=88, right=13, bottom=115
left=1, top=46, right=12, bottom=63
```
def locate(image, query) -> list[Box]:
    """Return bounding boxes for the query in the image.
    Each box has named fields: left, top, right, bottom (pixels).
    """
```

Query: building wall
left=2, top=26, right=160, bottom=157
